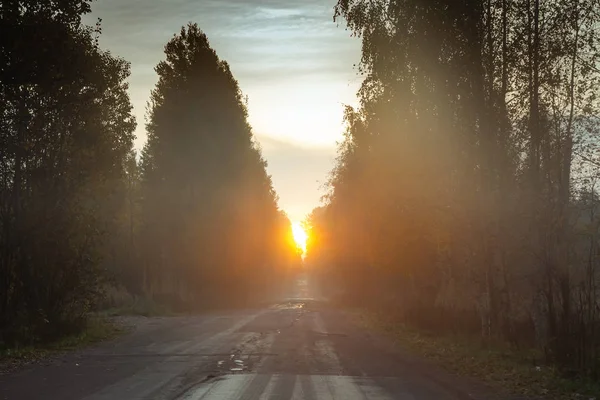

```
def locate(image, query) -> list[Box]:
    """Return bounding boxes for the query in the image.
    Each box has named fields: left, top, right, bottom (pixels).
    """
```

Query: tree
left=0, top=0, right=136, bottom=343
left=308, top=0, right=600, bottom=378
left=139, top=23, right=298, bottom=308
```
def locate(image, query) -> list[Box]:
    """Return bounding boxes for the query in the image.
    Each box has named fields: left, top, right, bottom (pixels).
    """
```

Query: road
left=0, top=274, right=504, bottom=400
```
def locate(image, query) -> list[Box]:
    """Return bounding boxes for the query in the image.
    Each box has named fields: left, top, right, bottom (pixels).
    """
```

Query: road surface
left=0, top=275, right=506, bottom=400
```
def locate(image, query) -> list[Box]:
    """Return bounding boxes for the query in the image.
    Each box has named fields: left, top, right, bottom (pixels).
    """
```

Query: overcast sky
left=84, top=0, right=361, bottom=222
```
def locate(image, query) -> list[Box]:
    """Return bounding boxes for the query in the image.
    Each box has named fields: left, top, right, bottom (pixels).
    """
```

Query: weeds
left=0, top=317, right=125, bottom=371
left=356, top=310, right=600, bottom=400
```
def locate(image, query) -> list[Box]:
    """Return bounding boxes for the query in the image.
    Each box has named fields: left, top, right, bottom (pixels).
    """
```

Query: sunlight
left=247, top=81, right=359, bottom=149
left=291, top=221, right=308, bottom=254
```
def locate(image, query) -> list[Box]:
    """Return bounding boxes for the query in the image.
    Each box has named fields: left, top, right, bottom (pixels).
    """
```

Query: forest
left=306, top=0, right=600, bottom=380
left=4, top=0, right=600, bottom=388
left=0, top=2, right=301, bottom=346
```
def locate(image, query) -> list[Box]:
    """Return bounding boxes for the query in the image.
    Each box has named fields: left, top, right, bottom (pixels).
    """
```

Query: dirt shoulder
left=352, top=308, right=600, bottom=400
left=0, top=316, right=139, bottom=375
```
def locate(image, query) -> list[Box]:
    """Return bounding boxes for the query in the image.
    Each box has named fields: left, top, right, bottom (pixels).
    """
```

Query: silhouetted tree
left=307, top=0, right=600, bottom=379
left=139, top=23, right=299, bottom=308
left=0, top=0, right=136, bottom=343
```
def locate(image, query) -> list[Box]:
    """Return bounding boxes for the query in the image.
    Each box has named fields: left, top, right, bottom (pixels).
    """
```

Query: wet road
left=0, top=275, right=500, bottom=400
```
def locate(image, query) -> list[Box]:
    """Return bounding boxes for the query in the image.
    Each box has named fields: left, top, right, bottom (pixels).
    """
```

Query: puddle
left=270, top=301, right=307, bottom=310
left=312, top=331, right=348, bottom=337
left=216, top=354, right=254, bottom=373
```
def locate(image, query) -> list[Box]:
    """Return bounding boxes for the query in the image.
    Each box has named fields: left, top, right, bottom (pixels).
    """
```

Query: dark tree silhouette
left=0, top=0, right=136, bottom=343
left=307, top=0, right=600, bottom=379
left=139, top=23, right=300, bottom=308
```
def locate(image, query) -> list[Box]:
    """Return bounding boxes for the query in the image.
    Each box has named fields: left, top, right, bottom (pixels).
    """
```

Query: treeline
left=307, top=0, right=600, bottom=379
left=0, top=2, right=299, bottom=346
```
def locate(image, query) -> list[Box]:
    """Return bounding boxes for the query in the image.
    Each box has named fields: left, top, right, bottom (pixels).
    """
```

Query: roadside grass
left=98, top=285, right=176, bottom=317
left=98, top=293, right=268, bottom=318
left=0, top=316, right=125, bottom=371
left=99, top=296, right=174, bottom=317
left=355, top=309, right=600, bottom=400
left=97, top=285, right=269, bottom=317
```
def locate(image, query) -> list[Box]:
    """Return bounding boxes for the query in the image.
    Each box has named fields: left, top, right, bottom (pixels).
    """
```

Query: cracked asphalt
left=0, top=274, right=508, bottom=400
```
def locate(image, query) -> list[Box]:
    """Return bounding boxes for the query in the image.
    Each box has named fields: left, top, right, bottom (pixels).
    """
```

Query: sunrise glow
left=291, top=221, right=308, bottom=254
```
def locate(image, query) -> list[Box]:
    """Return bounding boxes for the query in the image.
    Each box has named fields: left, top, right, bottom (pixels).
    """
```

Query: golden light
left=291, top=221, right=308, bottom=254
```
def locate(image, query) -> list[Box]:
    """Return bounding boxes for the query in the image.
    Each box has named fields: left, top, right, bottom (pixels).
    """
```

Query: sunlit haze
left=85, top=0, right=361, bottom=222
left=291, top=221, right=308, bottom=255
left=5, top=1, right=600, bottom=397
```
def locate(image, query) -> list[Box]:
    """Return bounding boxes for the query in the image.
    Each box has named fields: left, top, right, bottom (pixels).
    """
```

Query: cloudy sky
left=84, top=0, right=361, bottom=222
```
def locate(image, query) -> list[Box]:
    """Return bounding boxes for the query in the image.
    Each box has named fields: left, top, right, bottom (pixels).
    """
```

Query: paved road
left=0, top=275, right=502, bottom=400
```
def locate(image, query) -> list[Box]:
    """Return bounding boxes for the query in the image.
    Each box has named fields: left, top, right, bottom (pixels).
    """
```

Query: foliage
left=0, top=0, right=135, bottom=345
left=138, top=23, right=300, bottom=308
left=1, top=2, right=300, bottom=348
left=307, top=0, right=600, bottom=381
left=0, top=316, right=125, bottom=373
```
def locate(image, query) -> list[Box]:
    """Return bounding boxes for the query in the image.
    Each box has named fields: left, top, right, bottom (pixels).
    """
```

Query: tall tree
left=0, top=0, right=136, bottom=343
left=140, top=23, right=298, bottom=307
left=308, top=0, right=600, bottom=378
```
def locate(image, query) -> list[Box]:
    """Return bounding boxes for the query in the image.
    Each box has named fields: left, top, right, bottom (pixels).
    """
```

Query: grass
left=0, top=316, right=126, bottom=371
left=98, top=285, right=255, bottom=317
left=355, top=309, right=600, bottom=400
left=98, top=295, right=259, bottom=317
left=99, top=296, right=174, bottom=317
left=99, top=285, right=177, bottom=317
left=99, top=283, right=285, bottom=318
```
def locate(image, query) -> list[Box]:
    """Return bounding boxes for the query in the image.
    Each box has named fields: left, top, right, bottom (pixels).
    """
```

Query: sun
left=291, top=221, right=308, bottom=254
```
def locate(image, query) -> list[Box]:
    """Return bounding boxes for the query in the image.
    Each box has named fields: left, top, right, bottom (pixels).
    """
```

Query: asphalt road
left=0, top=275, right=507, bottom=400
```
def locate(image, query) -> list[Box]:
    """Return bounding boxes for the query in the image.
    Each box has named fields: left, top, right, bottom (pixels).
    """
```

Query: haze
left=3, top=1, right=600, bottom=399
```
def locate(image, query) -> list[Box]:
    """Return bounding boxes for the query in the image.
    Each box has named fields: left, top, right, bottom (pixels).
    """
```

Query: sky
left=84, top=0, right=361, bottom=223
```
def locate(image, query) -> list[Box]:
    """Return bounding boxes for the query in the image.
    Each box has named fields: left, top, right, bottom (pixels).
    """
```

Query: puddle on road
left=312, top=331, right=348, bottom=338
left=269, top=301, right=306, bottom=310
left=216, top=352, right=254, bottom=374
